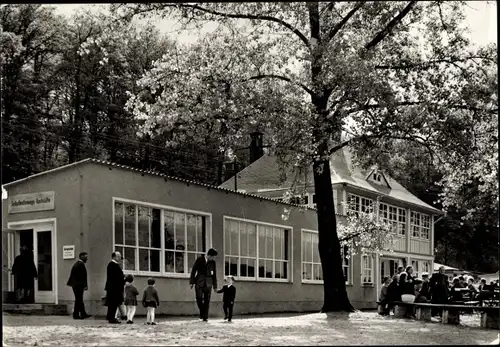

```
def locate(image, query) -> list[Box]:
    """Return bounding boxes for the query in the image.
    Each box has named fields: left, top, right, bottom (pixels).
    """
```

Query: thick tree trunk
left=313, top=156, right=356, bottom=312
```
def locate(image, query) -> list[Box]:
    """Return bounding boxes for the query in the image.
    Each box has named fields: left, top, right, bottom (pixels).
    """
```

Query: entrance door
left=33, top=224, right=55, bottom=304
left=380, top=258, right=405, bottom=283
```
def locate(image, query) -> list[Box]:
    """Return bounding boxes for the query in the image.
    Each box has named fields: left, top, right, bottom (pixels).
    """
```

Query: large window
left=361, top=254, right=374, bottom=285
left=410, top=211, right=430, bottom=240
left=380, top=203, right=406, bottom=236
left=348, top=194, right=374, bottom=216
left=412, top=259, right=431, bottom=278
left=224, top=218, right=289, bottom=281
left=301, top=229, right=350, bottom=284
left=114, top=200, right=209, bottom=276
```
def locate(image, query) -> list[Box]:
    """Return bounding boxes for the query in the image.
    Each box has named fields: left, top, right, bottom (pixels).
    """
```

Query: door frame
left=7, top=218, right=58, bottom=304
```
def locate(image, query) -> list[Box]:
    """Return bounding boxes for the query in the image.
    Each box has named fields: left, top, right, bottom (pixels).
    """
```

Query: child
left=142, top=278, right=160, bottom=325
left=378, top=276, right=391, bottom=315
left=217, top=276, right=236, bottom=322
left=124, top=274, right=139, bottom=324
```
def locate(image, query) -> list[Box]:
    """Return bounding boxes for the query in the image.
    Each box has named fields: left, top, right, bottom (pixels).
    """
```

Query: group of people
left=377, top=265, right=488, bottom=317
left=66, top=247, right=237, bottom=324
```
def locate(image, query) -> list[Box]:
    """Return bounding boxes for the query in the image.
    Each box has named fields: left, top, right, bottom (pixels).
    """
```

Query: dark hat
left=207, top=248, right=218, bottom=256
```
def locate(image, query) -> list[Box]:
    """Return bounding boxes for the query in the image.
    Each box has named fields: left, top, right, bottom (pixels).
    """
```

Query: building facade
left=220, top=147, right=443, bottom=302
left=2, top=158, right=378, bottom=317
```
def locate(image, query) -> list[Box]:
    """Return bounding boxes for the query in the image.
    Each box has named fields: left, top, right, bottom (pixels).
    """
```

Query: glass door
left=33, top=225, right=55, bottom=303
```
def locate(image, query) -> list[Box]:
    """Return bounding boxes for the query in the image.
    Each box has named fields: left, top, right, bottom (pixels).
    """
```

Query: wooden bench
left=393, top=301, right=499, bottom=329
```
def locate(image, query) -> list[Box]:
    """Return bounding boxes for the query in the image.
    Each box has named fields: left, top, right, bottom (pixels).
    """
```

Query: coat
left=190, top=255, right=217, bottom=289
left=12, top=253, right=38, bottom=288
left=67, top=260, right=88, bottom=289
left=217, top=284, right=236, bottom=304
left=386, top=281, right=400, bottom=302
left=105, top=260, right=125, bottom=305
left=429, top=273, right=449, bottom=297
left=142, top=285, right=160, bottom=307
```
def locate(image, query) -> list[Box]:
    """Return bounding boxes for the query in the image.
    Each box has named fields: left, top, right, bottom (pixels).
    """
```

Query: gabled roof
left=3, top=158, right=321, bottom=212
left=220, top=147, right=442, bottom=214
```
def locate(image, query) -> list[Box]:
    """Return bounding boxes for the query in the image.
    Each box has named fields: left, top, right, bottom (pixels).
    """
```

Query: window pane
left=247, top=258, right=255, bottom=277
left=258, top=226, right=266, bottom=258
left=139, top=248, right=149, bottom=271
left=175, top=251, right=184, bottom=273
left=230, top=221, right=239, bottom=256
left=175, top=213, right=186, bottom=251
left=165, top=251, right=174, bottom=273
left=114, top=202, right=124, bottom=244
left=186, top=214, right=197, bottom=252
left=303, top=263, right=312, bottom=280
left=312, top=234, right=320, bottom=263
left=164, top=211, right=175, bottom=249
left=124, top=204, right=136, bottom=246
left=124, top=247, right=136, bottom=271
left=274, top=228, right=282, bottom=260
left=225, top=256, right=238, bottom=277
left=240, top=258, right=248, bottom=277
left=138, top=206, right=150, bottom=248
left=150, top=249, right=160, bottom=272
left=275, top=261, right=285, bottom=279
left=197, top=216, right=204, bottom=252
left=265, top=260, right=273, bottom=278
left=266, top=227, right=273, bottom=259
left=314, top=264, right=323, bottom=281
left=247, top=224, right=256, bottom=257
left=240, top=223, right=248, bottom=257
left=187, top=252, right=198, bottom=272
left=151, top=209, right=161, bottom=248
left=303, top=233, right=312, bottom=263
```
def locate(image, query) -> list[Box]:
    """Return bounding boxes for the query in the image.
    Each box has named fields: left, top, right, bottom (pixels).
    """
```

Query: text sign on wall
left=63, top=245, right=75, bottom=260
left=8, top=191, right=55, bottom=214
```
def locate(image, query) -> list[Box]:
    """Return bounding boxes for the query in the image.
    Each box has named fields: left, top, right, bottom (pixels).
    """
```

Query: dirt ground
left=2, top=311, right=499, bottom=346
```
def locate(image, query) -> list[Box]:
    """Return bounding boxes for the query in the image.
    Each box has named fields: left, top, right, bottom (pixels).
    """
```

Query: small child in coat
left=378, top=276, right=391, bottom=315
left=217, top=276, right=236, bottom=322
left=142, top=278, right=160, bottom=325
left=124, top=274, right=139, bottom=324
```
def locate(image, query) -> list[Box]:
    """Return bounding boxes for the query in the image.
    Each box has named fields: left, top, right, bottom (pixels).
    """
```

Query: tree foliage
left=115, top=1, right=497, bottom=312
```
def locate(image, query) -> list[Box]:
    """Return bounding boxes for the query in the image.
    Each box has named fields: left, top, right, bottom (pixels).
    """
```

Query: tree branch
left=164, top=3, right=311, bottom=51
left=325, top=1, right=366, bottom=43
left=246, top=74, right=314, bottom=95
left=364, top=1, right=418, bottom=50
left=375, top=56, right=496, bottom=71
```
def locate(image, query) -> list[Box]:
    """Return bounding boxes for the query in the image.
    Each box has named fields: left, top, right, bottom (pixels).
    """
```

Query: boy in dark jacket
left=142, top=278, right=160, bottom=325
left=217, top=276, right=236, bottom=322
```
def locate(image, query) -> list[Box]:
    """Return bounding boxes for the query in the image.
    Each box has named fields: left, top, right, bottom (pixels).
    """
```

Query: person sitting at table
left=467, top=278, right=479, bottom=298
left=415, top=273, right=430, bottom=302
left=449, top=277, right=464, bottom=303
left=458, top=276, right=466, bottom=288
left=478, top=278, right=487, bottom=291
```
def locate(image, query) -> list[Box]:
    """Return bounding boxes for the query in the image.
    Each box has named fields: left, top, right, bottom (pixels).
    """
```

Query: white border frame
left=112, top=197, right=213, bottom=278
left=223, top=215, right=293, bottom=284
left=360, top=252, right=375, bottom=287
left=300, top=228, right=353, bottom=286
left=7, top=218, right=58, bottom=304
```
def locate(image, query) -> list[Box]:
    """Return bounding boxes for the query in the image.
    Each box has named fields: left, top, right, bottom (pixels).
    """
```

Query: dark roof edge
left=4, top=158, right=347, bottom=216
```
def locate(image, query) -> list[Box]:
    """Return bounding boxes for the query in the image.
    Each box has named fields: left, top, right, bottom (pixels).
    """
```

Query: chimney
left=223, top=161, right=237, bottom=182
left=249, top=131, right=264, bottom=164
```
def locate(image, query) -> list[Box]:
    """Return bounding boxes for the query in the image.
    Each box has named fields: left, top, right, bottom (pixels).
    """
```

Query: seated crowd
left=378, top=265, right=499, bottom=317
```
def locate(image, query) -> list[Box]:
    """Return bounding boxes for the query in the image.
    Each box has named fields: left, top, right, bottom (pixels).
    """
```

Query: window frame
left=379, top=202, right=407, bottom=236
left=361, top=253, right=374, bottom=286
left=410, top=211, right=430, bottom=240
left=301, top=229, right=352, bottom=285
left=223, top=216, right=292, bottom=283
left=112, top=197, right=212, bottom=278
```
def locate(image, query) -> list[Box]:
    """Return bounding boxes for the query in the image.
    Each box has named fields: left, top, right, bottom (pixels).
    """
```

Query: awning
left=434, top=262, right=460, bottom=272
left=480, top=271, right=499, bottom=282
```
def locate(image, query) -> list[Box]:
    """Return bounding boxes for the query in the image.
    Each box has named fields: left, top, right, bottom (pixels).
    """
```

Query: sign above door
left=8, top=191, right=55, bottom=214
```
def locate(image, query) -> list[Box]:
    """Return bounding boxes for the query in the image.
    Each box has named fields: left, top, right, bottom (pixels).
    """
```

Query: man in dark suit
left=67, top=252, right=91, bottom=319
left=105, top=251, right=125, bottom=324
left=190, top=248, right=218, bottom=322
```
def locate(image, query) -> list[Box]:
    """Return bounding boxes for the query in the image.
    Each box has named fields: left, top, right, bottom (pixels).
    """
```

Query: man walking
left=105, top=252, right=125, bottom=324
left=190, top=248, right=218, bottom=322
left=67, top=252, right=91, bottom=319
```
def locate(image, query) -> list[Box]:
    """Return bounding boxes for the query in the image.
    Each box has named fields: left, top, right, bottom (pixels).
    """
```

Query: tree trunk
left=313, top=156, right=356, bottom=312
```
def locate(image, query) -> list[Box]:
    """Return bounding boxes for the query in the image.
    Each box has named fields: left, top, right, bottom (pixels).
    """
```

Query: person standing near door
left=189, top=248, right=218, bottom=322
left=105, top=251, right=125, bottom=324
left=11, top=246, right=38, bottom=303
left=67, top=252, right=91, bottom=319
